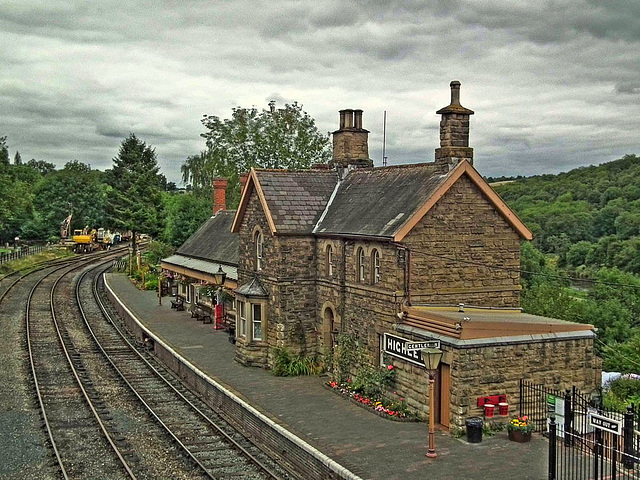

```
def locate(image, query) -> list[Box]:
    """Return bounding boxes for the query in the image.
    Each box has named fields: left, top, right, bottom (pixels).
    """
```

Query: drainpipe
left=406, top=248, right=412, bottom=306
left=340, top=239, right=349, bottom=332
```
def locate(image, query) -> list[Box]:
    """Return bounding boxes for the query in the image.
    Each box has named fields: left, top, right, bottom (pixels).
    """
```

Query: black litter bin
left=465, top=417, right=483, bottom=443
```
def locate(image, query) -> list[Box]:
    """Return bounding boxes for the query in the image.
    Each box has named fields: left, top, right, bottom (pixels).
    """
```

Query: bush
left=272, top=347, right=322, bottom=377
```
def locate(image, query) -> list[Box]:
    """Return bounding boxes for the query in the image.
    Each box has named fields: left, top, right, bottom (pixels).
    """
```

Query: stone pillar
left=435, top=81, right=474, bottom=167
left=212, top=178, right=227, bottom=214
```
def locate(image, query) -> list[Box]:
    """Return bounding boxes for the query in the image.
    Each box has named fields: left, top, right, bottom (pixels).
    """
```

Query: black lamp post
left=213, top=265, right=227, bottom=286
left=422, top=347, right=443, bottom=458
left=212, top=265, right=227, bottom=304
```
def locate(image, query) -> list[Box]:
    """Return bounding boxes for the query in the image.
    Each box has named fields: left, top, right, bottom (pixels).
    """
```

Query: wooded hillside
left=493, top=154, right=640, bottom=381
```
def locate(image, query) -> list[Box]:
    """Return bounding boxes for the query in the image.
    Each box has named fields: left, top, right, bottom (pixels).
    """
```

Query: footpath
left=105, top=273, right=549, bottom=480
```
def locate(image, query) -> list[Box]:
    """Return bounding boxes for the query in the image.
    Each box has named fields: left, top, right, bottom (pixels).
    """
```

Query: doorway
left=322, top=307, right=337, bottom=354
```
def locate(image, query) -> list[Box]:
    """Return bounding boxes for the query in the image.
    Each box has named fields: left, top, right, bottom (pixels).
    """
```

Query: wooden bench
left=170, top=295, right=185, bottom=311
left=190, top=305, right=212, bottom=324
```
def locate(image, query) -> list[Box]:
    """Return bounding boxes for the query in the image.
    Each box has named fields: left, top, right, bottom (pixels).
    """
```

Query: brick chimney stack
left=212, top=178, right=227, bottom=214
left=239, top=172, right=249, bottom=195
left=329, top=109, right=373, bottom=171
left=435, top=81, right=474, bottom=168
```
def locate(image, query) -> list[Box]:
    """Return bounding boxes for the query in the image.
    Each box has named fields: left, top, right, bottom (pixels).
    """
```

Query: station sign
left=406, top=340, right=440, bottom=351
left=589, top=412, right=622, bottom=435
left=384, top=333, right=438, bottom=367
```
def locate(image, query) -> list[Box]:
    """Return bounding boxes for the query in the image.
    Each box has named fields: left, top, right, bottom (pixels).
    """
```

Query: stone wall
left=315, top=238, right=403, bottom=359
left=390, top=327, right=601, bottom=429
left=403, top=174, right=522, bottom=307
left=236, top=189, right=320, bottom=366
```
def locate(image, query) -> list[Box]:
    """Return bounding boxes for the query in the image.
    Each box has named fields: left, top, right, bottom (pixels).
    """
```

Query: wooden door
left=439, top=363, right=451, bottom=428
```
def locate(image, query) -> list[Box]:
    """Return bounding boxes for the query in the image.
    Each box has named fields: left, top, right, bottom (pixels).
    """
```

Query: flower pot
left=508, top=430, right=531, bottom=443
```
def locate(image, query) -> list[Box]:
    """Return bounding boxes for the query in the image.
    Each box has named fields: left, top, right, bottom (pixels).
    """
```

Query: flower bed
left=325, top=380, right=419, bottom=422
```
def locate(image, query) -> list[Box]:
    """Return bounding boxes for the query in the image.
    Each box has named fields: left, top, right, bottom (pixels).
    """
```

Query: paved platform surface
left=106, top=273, right=549, bottom=480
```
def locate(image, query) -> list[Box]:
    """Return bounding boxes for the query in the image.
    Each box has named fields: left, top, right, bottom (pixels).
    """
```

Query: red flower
left=387, top=365, right=394, bottom=370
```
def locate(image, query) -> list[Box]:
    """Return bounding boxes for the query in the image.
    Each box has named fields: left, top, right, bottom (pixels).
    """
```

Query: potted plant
left=507, top=415, right=534, bottom=442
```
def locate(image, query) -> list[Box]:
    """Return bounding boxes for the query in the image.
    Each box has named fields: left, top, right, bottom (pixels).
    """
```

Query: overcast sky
left=1, top=0, right=638, bottom=183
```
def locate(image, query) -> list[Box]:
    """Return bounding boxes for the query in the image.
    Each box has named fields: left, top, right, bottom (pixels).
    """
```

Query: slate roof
left=161, top=255, right=237, bottom=281
left=255, top=170, right=338, bottom=234
left=314, top=163, right=448, bottom=238
left=235, top=276, right=269, bottom=298
left=176, top=210, right=238, bottom=265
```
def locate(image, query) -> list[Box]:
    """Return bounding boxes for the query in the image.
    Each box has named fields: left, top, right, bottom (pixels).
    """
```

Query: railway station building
left=169, top=82, right=602, bottom=429
left=160, top=181, right=238, bottom=314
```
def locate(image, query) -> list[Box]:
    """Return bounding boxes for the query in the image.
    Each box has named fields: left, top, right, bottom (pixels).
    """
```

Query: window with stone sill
left=371, top=249, right=381, bottom=284
left=326, top=244, right=334, bottom=277
left=356, top=247, right=365, bottom=283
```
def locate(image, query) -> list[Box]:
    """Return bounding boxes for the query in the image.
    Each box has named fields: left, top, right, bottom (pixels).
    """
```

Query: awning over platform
left=161, top=254, right=237, bottom=282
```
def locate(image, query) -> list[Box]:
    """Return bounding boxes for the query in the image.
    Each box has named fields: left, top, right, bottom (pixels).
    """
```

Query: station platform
left=105, top=273, right=548, bottom=480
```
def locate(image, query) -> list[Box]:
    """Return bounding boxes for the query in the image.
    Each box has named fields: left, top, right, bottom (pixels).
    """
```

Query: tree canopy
left=106, top=134, right=165, bottom=243
left=181, top=101, right=331, bottom=208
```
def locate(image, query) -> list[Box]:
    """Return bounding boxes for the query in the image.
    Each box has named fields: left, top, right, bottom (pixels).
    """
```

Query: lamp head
left=421, top=348, right=443, bottom=372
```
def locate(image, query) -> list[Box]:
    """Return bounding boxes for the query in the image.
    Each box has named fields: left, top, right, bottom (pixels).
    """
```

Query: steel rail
left=90, top=266, right=284, bottom=480
left=0, top=244, right=129, bottom=302
left=25, top=252, right=137, bottom=480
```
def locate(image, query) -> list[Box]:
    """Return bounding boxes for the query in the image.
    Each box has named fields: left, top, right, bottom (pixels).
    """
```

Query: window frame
left=255, top=230, right=264, bottom=271
left=356, top=247, right=365, bottom=283
left=237, top=300, right=246, bottom=338
left=326, top=244, right=334, bottom=277
left=371, top=249, right=381, bottom=284
left=252, top=303, right=263, bottom=341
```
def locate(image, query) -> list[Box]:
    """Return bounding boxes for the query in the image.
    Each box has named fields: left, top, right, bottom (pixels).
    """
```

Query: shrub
left=272, top=347, right=322, bottom=377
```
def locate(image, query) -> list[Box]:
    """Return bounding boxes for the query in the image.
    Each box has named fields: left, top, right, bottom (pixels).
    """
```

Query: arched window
left=356, top=247, right=365, bottom=283
left=255, top=230, right=263, bottom=271
left=371, top=249, right=380, bottom=284
left=326, top=244, right=334, bottom=277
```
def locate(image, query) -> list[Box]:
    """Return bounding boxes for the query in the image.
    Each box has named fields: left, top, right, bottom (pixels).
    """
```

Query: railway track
left=80, top=263, right=290, bottom=479
left=5, top=249, right=292, bottom=479
left=26, top=252, right=138, bottom=479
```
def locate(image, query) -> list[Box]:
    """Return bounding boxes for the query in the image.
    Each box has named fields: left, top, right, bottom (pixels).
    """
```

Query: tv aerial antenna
left=382, top=110, right=388, bottom=167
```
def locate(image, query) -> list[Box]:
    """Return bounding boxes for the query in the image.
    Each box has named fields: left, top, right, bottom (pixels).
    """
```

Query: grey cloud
left=615, top=83, right=640, bottom=95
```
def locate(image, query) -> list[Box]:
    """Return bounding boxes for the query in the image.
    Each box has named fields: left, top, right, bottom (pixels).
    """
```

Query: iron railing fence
left=521, top=380, right=640, bottom=479
left=549, top=419, right=640, bottom=480
left=0, top=244, right=49, bottom=265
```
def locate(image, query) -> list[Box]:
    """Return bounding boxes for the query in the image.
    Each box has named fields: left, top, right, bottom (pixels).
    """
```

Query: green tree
left=162, top=192, right=212, bottom=247
left=13, top=151, right=22, bottom=166
left=182, top=101, right=331, bottom=208
left=0, top=136, right=9, bottom=167
left=106, top=134, right=165, bottom=251
left=25, top=161, right=106, bottom=240
left=26, top=159, right=56, bottom=176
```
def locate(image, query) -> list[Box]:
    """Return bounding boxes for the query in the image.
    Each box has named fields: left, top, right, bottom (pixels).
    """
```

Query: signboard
left=546, top=394, right=565, bottom=438
left=383, top=333, right=429, bottom=367
left=406, top=340, right=440, bottom=351
left=589, top=412, right=622, bottom=435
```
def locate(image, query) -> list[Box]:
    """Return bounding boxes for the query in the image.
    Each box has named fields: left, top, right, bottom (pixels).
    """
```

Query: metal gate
left=520, top=380, right=640, bottom=479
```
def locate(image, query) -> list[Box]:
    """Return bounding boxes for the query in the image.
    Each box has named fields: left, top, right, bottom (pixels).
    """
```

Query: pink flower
left=387, top=365, right=394, bottom=370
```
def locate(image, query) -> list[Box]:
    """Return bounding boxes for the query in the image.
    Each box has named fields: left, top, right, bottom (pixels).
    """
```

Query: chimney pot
left=450, top=80, right=461, bottom=105
left=344, top=109, right=354, bottom=129
left=339, top=110, right=346, bottom=130
left=354, top=109, right=363, bottom=129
